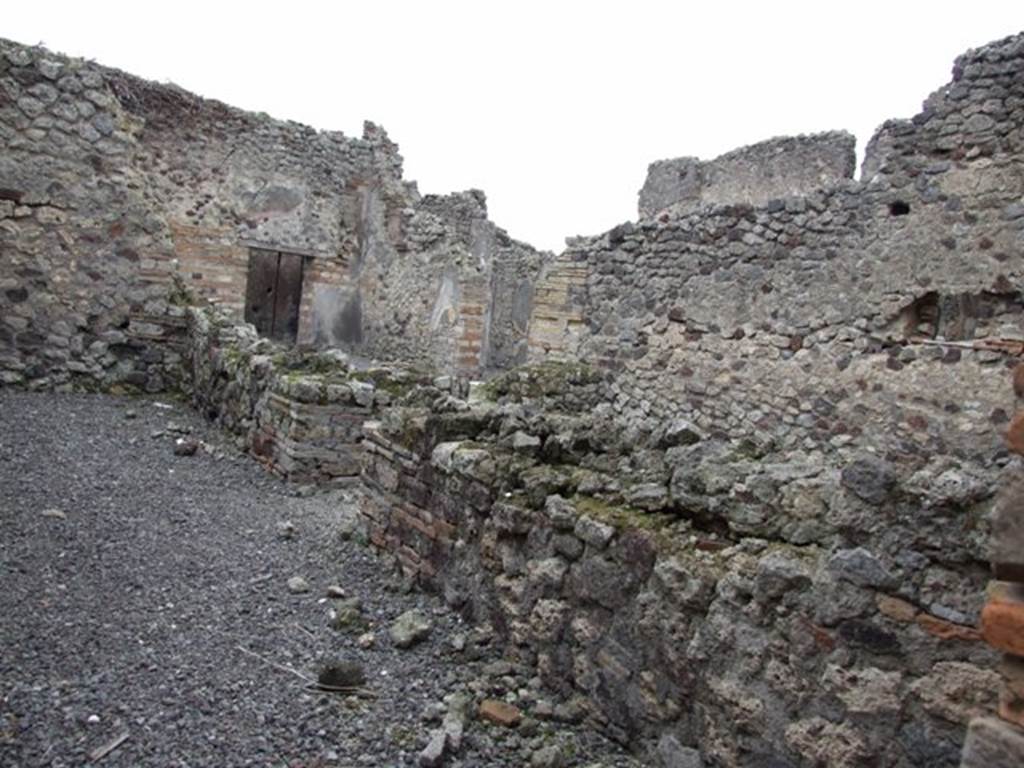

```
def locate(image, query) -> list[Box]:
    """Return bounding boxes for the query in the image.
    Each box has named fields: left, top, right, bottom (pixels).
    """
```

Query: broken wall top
left=638, top=130, right=857, bottom=219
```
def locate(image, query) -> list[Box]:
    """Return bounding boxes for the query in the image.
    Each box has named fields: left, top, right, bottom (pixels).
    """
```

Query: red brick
left=478, top=699, right=521, bottom=727
left=916, top=612, right=982, bottom=642
left=1006, top=411, right=1024, bottom=456
left=983, top=592, right=1024, bottom=656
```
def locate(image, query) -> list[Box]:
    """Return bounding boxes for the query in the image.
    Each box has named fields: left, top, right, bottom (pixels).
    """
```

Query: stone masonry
left=3, top=28, right=1024, bottom=768
left=958, top=363, right=1024, bottom=767
left=0, top=37, right=548, bottom=391
left=638, top=131, right=857, bottom=219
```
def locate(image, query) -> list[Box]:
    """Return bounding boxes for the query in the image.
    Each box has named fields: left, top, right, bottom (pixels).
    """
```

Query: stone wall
left=638, top=131, right=857, bottom=219
left=0, top=40, right=188, bottom=391
left=182, top=306, right=435, bottom=484
left=358, top=361, right=1003, bottom=766
left=529, top=31, right=1024, bottom=467
left=347, top=187, right=550, bottom=377
left=959, top=367, right=1024, bottom=767
left=0, top=37, right=549, bottom=390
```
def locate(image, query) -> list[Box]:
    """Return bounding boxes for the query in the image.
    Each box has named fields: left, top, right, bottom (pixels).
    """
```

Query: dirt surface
left=0, top=392, right=638, bottom=767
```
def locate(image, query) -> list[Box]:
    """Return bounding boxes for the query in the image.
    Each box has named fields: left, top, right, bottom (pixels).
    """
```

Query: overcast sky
left=5, top=1, right=1023, bottom=251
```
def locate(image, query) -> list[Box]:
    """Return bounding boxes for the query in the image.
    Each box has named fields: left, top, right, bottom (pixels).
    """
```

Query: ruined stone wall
left=6, top=26, right=1024, bottom=768
left=0, top=37, right=548, bottom=391
left=358, top=362, right=1003, bottom=767
left=183, top=306, right=435, bottom=483
left=638, top=131, right=857, bottom=218
left=529, top=31, right=1024, bottom=468
left=0, top=40, right=186, bottom=391
left=348, top=187, right=549, bottom=377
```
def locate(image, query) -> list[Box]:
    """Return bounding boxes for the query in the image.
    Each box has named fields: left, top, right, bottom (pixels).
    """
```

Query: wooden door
left=244, top=249, right=305, bottom=343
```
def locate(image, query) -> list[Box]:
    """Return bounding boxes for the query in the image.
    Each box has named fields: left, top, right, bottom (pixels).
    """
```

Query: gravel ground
left=0, top=392, right=641, bottom=768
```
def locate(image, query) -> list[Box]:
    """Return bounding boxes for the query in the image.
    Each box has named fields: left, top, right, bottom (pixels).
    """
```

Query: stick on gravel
left=235, top=645, right=317, bottom=685
left=234, top=645, right=375, bottom=696
left=88, top=731, right=130, bottom=762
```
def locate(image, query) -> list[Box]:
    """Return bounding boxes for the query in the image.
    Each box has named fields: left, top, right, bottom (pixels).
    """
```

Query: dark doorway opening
left=244, top=248, right=305, bottom=343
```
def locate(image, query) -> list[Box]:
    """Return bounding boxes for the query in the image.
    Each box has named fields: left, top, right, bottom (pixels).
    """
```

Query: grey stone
left=28, top=82, right=58, bottom=104
left=418, top=729, right=447, bottom=767
left=511, top=431, right=542, bottom=454
left=331, top=598, right=367, bottom=632
left=964, top=113, right=996, bottom=133
left=753, top=551, right=811, bottom=601
left=626, top=482, right=669, bottom=510
left=441, top=696, right=468, bottom=752
left=531, top=745, right=565, bottom=768
left=390, top=609, right=432, bottom=648
left=351, top=380, right=375, bottom=407
left=544, top=495, right=577, bottom=530
left=553, top=533, right=584, bottom=560
left=92, top=113, right=115, bottom=136
left=960, top=717, right=1024, bottom=767
left=659, top=418, right=703, bottom=448
left=286, top=576, right=309, bottom=594
left=657, top=734, right=704, bottom=768
left=573, top=515, right=614, bottom=549
left=840, top=456, right=896, bottom=505
left=827, top=547, right=895, bottom=588
left=37, top=59, right=62, bottom=79
left=16, top=96, right=45, bottom=118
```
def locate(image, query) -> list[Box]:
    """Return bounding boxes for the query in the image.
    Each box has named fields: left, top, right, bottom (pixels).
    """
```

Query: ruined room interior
left=2, top=25, right=1024, bottom=768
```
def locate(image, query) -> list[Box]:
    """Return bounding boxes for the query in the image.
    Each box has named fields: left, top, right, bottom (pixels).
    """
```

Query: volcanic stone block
left=1000, top=655, right=1024, bottom=729
left=991, top=479, right=1024, bottom=581
left=960, top=717, right=1024, bottom=767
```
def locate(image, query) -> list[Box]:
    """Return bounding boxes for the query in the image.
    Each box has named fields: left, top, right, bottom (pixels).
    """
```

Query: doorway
left=244, top=248, right=305, bottom=343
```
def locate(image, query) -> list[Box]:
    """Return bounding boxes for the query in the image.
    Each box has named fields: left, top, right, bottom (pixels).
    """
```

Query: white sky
left=5, top=1, right=1023, bottom=252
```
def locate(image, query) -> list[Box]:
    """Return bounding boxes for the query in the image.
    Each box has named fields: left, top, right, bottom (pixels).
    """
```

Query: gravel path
left=0, top=392, right=639, bottom=768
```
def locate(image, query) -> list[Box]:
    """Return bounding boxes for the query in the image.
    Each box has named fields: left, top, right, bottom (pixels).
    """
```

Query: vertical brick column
left=455, top=275, right=489, bottom=377
left=526, top=255, right=588, bottom=362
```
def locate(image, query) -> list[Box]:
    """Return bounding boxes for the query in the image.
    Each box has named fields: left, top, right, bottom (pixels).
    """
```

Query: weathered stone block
left=960, top=717, right=1024, bottom=768
left=992, top=479, right=1024, bottom=581
left=1000, top=654, right=1024, bottom=729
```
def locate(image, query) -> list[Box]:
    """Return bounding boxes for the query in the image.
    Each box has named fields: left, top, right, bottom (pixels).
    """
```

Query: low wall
left=357, top=362, right=1003, bottom=767
left=183, top=307, right=432, bottom=483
